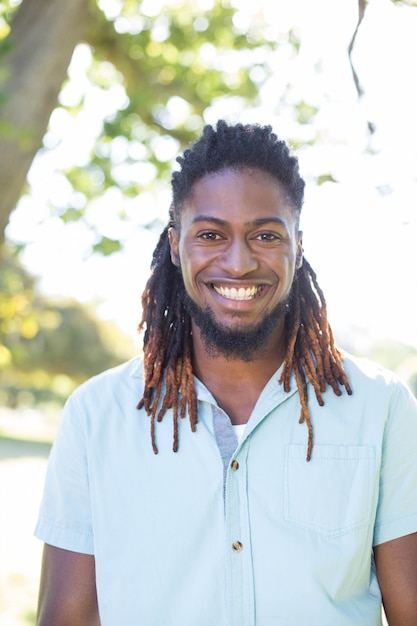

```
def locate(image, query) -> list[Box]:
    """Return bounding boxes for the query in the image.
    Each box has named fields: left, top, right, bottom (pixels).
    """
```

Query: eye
left=255, top=232, right=281, bottom=242
left=198, top=231, right=223, bottom=241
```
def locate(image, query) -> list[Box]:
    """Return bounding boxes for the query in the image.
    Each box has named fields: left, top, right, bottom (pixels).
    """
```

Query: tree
left=0, top=0, right=277, bottom=247
left=0, top=0, right=89, bottom=243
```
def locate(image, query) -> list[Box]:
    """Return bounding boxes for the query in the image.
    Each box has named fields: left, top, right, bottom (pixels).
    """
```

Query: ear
left=168, top=227, right=180, bottom=267
left=296, top=231, right=303, bottom=269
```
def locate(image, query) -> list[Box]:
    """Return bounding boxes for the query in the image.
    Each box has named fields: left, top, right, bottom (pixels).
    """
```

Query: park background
left=1, top=0, right=416, bottom=622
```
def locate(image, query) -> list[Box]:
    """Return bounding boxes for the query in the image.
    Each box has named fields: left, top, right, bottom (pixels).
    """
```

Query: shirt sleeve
left=373, top=380, right=417, bottom=546
left=34, top=393, right=94, bottom=554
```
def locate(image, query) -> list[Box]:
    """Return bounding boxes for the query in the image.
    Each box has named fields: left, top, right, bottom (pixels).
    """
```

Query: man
left=35, top=121, right=417, bottom=625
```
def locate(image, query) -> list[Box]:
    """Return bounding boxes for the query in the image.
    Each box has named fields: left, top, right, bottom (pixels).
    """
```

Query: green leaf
left=92, top=236, right=122, bottom=256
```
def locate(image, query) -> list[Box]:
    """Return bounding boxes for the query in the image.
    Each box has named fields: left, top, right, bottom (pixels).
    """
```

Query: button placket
left=225, top=445, right=255, bottom=626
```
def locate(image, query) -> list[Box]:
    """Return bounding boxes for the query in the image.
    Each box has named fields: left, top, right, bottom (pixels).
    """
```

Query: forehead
left=180, top=167, right=298, bottom=228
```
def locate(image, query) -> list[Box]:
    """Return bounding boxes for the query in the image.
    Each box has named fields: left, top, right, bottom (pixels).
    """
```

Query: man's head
left=166, top=122, right=305, bottom=360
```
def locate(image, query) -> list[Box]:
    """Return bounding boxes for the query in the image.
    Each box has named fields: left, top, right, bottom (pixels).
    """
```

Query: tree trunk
left=0, top=0, right=89, bottom=244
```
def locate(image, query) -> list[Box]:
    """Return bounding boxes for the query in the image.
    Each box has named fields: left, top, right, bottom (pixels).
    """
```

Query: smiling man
left=35, top=122, right=417, bottom=626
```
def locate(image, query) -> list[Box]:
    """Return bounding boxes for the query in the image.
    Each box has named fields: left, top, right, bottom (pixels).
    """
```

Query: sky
left=6, top=0, right=417, bottom=351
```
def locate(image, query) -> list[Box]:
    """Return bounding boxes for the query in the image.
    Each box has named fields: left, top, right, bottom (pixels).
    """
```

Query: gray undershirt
left=212, top=405, right=239, bottom=495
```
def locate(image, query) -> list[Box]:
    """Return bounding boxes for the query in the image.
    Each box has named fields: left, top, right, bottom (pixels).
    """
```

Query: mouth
left=211, top=284, right=264, bottom=301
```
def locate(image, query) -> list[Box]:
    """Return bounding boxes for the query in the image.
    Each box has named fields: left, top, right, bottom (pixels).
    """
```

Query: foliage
left=0, top=0, right=282, bottom=251
left=0, top=243, right=136, bottom=407
left=64, top=0, right=280, bottom=253
left=1, top=0, right=416, bottom=252
left=2, top=0, right=414, bottom=252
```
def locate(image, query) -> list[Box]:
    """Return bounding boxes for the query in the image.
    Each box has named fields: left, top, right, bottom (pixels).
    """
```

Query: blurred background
left=1, top=0, right=416, bottom=622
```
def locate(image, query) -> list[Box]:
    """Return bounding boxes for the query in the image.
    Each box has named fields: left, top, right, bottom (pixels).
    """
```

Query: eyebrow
left=191, top=215, right=289, bottom=228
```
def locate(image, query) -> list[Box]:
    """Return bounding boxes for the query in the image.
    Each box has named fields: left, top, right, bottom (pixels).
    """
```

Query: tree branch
left=348, top=0, right=368, bottom=98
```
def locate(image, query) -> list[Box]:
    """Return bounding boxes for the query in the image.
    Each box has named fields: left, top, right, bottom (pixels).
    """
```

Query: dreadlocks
left=138, top=121, right=352, bottom=461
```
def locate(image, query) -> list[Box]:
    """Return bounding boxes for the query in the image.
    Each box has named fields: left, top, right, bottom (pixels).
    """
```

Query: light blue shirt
left=35, top=353, right=417, bottom=625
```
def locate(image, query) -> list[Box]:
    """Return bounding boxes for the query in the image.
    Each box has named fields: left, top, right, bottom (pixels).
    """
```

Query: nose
left=219, top=238, right=259, bottom=276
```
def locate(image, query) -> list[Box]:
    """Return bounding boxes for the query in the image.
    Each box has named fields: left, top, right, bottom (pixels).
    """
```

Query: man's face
left=169, top=167, right=303, bottom=357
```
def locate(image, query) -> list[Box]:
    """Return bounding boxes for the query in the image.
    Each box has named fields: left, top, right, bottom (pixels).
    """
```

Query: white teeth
left=213, top=285, right=259, bottom=300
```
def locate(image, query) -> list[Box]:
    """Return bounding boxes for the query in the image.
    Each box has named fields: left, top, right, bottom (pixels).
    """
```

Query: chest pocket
left=284, top=444, right=376, bottom=537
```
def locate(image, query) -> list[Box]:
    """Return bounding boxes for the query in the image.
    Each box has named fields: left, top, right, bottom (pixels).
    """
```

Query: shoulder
left=69, top=355, right=144, bottom=409
left=341, top=350, right=412, bottom=392
left=341, top=351, right=417, bottom=412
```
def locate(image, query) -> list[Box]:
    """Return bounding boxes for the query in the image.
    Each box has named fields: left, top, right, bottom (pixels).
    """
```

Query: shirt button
left=231, top=460, right=239, bottom=471
left=232, top=541, right=243, bottom=552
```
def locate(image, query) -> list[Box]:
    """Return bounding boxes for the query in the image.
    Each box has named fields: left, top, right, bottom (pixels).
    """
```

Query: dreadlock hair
left=138, top=120, right=352, bottom=461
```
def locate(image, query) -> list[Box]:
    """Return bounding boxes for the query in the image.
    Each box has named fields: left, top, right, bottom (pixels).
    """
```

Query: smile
left=212, top=285, right=263, bottom=301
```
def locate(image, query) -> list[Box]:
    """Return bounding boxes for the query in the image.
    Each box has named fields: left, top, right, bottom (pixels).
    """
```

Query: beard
left=183, top=288, right=293, bottom=362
